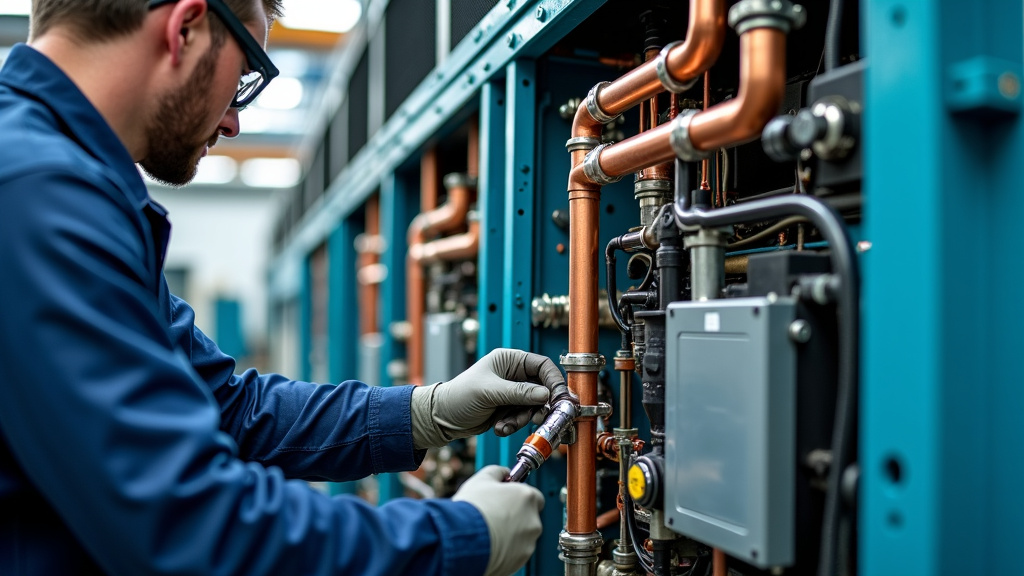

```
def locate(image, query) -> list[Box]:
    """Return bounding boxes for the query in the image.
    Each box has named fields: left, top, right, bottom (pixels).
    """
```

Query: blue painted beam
left=328, top=218, right=360, bottom=384
left=476, top=79, right=508, bottom=471
left=268, top=0, right=609, bottom=301
left=863, top=0, right=1024, bottom=573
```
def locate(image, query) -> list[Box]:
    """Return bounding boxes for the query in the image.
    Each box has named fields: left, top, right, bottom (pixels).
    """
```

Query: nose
left=217, top=107, right=241, bottom=139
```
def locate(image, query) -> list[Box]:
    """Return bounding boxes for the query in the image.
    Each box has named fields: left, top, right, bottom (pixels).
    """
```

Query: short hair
left=30, top=0, right=284, bottom=43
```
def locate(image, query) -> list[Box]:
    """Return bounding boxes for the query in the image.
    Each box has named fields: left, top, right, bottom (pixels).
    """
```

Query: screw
left=999, top=72, right=1021, bottom=100
left=789, top=319, right=812, bottom=343
left=535, top=6, right=547, bottom=21
left=506, top=0, right=515, bottom=10
left=857, top=240, right=873, bottom=253
left=506, top=33, right=517, bottom=48
left=472, top=29, right=483, bottom=42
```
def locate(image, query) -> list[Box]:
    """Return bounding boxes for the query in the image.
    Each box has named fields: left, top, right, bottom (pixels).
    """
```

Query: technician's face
left=138, top=43, right=222, bottom=187
left=139, top=8, right=269, bottom=187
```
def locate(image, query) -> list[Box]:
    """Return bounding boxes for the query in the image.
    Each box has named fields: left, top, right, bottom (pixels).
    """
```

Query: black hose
left=673, top=160, right=859, bottom=576
left=606, top=237, right=630, bottom=334
left=825, top=0, right=843, bottom=71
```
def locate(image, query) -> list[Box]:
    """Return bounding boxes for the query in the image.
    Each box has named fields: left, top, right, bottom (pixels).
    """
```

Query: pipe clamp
left=656, top=41, right=699, bottom=93
left=670, top=109, right=712, bottom=161
left=560, top=353, right=606, bottom=372
left=443, top=172, right=478, bottom=190
left=586, top=82, right=620, bottom=124
left=583, top=144, right=623, bottom=185
left=565, top=136, right=600, bottom=153
left=728, top=0, right=807, bottom=35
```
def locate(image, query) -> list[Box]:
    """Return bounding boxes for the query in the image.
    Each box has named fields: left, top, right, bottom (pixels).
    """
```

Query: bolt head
left=535, top=6, right=547, bottom=21
left=789, top=319, right=812, bottom=343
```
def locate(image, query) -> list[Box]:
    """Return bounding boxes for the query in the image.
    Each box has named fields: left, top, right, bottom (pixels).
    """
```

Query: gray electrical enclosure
left=664, top=297, right=797, bottom=568
left=423, top=313, right=468, bottom=384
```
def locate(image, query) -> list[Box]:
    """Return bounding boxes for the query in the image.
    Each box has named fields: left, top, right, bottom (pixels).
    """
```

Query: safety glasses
left=148, top=0, right=280, bottom=109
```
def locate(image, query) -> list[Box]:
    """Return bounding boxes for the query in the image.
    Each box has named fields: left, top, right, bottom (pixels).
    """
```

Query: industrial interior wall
left=266, top=0, right=1024, bottom=574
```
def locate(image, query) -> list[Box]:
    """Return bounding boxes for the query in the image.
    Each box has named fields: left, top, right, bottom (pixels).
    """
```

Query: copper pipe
left=570, top=0, right=725, bottom=144
left=566, top=187, right=600, bottom=535
left=700, top=70, right=711, bottom=193
left=638, top=48, right=673, bottom=183
left=467, top=116, right=480, bottom=179
left=596, top=0, right=725, bottom=116
left=596, top=122, right=677, bottom=181
left=357, top=195, right=380, bottom=336
left=406, top=149, right=436, bottom=386
left=596, top=508, right=620, bottom=530
left=689, top=28, right=788, bottom=151
left=410, top=219, right=480, bottom=264
left=563, top=0, right=727, bottom=543
left=713, top=548, right=727, bottom=576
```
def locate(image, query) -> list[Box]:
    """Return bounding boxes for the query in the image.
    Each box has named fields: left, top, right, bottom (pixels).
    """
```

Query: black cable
left=624, top=490, right=655, bottom=573
left=825, top=0, right=843, bottom=71
left=606, top=237, right=630, bottom=334
left=673, top=160, right=859, bottom=576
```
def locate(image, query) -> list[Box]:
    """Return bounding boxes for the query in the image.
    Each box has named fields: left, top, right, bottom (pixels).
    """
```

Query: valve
left=504, top=395, right=578, bottom=483
left=762, top=95, right=860, bottom=163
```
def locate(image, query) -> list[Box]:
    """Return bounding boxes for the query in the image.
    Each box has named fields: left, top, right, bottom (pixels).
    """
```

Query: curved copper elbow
left=599, top=0, right=725, bottom=113
left=410, top=220, right=480, bottom=264
left=689, top=28, right=787, bottom=151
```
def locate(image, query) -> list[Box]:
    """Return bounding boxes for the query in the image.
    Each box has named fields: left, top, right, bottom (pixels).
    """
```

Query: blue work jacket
left=0, top=44, right=489, bottom=576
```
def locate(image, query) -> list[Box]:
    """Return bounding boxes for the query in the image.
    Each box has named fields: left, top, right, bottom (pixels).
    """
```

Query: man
left=0, top=1, right=556, bottom=574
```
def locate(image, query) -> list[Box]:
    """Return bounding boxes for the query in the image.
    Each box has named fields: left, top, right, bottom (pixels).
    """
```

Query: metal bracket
left=560, top=352, right=606, bottom=372
left=578, top=402, right=613, bottom=418
left=728, top=0, right=807, bottom=35
left=656, top=41, right=699, bottom=93
left=586, top=81, right=620, bottom=124
left=582, top=144, right=623, bottom=185
left=670, top=109, right=712, bottom=162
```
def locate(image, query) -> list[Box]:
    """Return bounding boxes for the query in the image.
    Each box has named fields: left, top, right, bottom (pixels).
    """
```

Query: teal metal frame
left=863, top=0, right=1024, bottom=573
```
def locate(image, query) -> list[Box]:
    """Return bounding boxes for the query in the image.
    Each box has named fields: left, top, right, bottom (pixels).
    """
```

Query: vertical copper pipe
left=467, top=116, right=480, bottom=179
left=358, top=195, right=380, bottom=336
left=701, top=70, right=711, bottom=193
left=638, top=48, right=673, bottom=183
left=689, top=29, right=788, bottom=151
left=405, top=149, right=439, bottom=386
left=713, top=548, right=727, bottom=576
left=567, top=187, right=600, bottom=535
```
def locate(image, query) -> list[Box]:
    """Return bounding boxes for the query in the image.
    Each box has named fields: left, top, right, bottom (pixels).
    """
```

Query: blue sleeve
left=166, top=295, right=423, bottom=481
left=0, top=169, right=490, bottom=576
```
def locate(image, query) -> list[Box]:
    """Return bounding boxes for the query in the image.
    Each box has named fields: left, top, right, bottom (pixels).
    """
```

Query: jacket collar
left=0, top=44, right=149, bottom=207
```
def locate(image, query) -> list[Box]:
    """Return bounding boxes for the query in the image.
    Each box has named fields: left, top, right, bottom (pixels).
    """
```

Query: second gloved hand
left=411, top=348, right=567, bottom=449
left=453, top=465, right=544, bottom=576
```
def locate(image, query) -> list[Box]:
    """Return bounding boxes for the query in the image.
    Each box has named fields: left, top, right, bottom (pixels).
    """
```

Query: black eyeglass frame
left=148, top=0, right=279, bottom=109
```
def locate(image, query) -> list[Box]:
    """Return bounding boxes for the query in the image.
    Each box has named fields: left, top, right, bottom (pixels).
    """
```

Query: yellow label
left=628, top=464, right=646, bottom=500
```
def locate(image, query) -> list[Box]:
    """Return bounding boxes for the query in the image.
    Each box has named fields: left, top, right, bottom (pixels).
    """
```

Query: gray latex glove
left=411, top=348, right=567, bottom=449
left=453, top=465, right=544, bottom=576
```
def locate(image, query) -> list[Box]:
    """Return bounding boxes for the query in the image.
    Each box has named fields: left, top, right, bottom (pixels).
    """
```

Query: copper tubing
left=713, top=548, right=727, bottom=576
left=563, top=0, right=727, bottom=543
left=467, top=116, right=479, bottom=178
left=638, top=48, right=673, bottom=183
left=357, top=195, right=380, bottom=336
left=593, top=0, right=725, bottom=118
left=566, top=187, right=600, bottom=535
left=700, top=70, right=711, bottom=192
left=689, top=28, right=788, bottom=151
left=596, top=509, right=620, bottom=530
left=411, top=219, right=480, bottom=264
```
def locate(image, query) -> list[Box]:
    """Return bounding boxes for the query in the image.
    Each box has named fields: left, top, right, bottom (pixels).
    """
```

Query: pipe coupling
left=728, top=0, right=807, bottom=35
left=560, top=352, right=606, bottom=372
left=559, top=531, right=605, bottom=566
left=583, top=144, right=623, bottom=185
left=655, top=41, right=699, bottom=93
left=443, top=172, right=478, bottom=190
left=566, top=136, right=601, bottom=153
left=670, top=109, right=712, bottom=161
left=586, top=81, right=620, bottom=124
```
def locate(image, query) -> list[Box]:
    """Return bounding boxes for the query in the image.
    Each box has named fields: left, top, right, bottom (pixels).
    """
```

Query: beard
left=139, top=44, right=224, bottom=187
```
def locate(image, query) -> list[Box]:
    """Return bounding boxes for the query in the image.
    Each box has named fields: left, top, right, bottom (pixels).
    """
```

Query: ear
left=162, top=0, right=210, bottom=67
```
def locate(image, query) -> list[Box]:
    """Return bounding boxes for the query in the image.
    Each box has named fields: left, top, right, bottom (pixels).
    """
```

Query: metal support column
left=863, top=0, right=1024, bottom=573
left=476, top=79, right=509, bottom=470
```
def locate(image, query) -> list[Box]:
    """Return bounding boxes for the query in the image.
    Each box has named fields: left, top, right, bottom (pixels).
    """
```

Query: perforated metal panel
left=665, top=297, right=797, bottom=568
left=347, top=48, right=369, bottom=161
left=384, top=0, right=436, bottom=121
left=451, top=0, right=498, bottom=48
